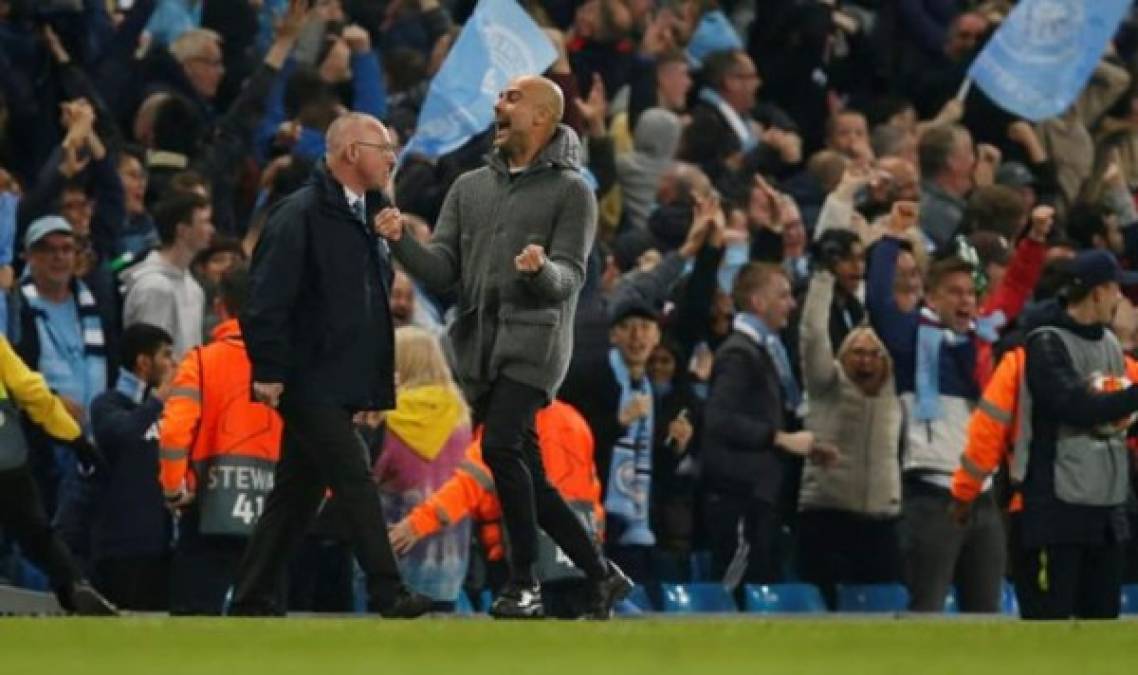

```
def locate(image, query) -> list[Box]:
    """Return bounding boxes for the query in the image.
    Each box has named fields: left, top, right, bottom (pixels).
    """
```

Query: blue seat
left=836, top=583, right=910, bottom=613
left=660, top=583, right=736, bottom=613
left=944, top=587, right=958, bottom=614
left=454, top=590, right=475, bottom=615
left=627, top=584, right=653, bottom=611
left=1001, top=580, right=1020, bottom=616
left=743, top=583, right=826, bottom=614
left=1121, top=585, right=1138, bottom=615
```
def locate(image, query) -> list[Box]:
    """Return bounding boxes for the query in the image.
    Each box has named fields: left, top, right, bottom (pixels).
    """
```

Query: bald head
left=516, top=75, right=564, bottom=125
left=325, top=112, right=396, bottom=193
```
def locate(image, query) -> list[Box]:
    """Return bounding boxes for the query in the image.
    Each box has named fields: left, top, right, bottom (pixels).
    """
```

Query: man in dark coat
left=232, top=112, right=430, bottom=618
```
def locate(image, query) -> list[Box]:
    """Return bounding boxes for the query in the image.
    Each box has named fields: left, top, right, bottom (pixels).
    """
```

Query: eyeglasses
left=355, top=141, right=398, bottom=154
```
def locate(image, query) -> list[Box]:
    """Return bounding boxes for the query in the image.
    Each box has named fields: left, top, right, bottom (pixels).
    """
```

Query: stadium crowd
left=2, top=0, right=1138, bottom=619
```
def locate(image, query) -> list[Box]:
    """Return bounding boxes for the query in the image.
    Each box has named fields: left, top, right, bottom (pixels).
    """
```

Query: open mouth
left=494, top=118, right=511, bottom=141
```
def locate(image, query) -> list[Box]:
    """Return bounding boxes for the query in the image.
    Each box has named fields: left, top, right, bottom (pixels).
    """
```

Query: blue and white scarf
left=734, top=313, right=801, bottom=414
left=20, top=278, right=106, bottom=410
left=604, top=348, right=656, bottom=547
left=698, top=88, right=758, bottom=153
left=914, top=306, right=1004, bottom=421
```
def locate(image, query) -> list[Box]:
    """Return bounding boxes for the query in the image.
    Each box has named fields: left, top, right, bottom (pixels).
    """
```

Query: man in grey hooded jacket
left=377, top=75, right=631, bottom=619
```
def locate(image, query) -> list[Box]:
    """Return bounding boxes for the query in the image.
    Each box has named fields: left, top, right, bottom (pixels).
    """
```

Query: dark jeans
left=288, top=536, right=354, bottom=613
left=703, top=491, right=781, bottom=585
left=796, top=509, right=902, bottom=609
left=474, top=378, right=605, bottom=586
left=902, top=483, right=1005, bottom=612
left=95, top=554, right=170, bottom=611
left=230, top=401, right=402, bottom=614
left=1014, top=541, right=1124, bottom=619
left=0, top=466, right=85, bottom=609
left=170, top=509, right=248, bottom=615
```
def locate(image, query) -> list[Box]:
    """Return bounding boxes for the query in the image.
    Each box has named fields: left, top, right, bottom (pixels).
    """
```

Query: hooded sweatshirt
left=121, top=250, right=204, bottom=360
left=617, top=108, right=683, bottom=231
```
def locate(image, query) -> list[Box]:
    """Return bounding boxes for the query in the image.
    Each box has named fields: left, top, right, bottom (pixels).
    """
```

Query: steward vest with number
left=159, top=319, right=282, bottom=536
left=405, top=400, right=604, bottom=581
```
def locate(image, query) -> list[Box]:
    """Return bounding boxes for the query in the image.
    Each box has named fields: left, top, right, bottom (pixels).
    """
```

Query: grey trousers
left=901, top=484, right=1006, bottom=612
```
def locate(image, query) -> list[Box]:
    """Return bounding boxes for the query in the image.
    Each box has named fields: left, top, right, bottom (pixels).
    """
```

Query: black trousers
left=475, top=378, right=605, bottom=586
left=0, top=466, right=84, bottom=609
left=1014, top=540, right=1124, bottom=619
left=703, top=491, right=781, bottom=585
left=230, top=402, right=402, bottom=614
left=170, top=509, right=247, bottom=615
left=796, top=509, right=903, bottom=609
left=96, top=554, right=170, bottom=612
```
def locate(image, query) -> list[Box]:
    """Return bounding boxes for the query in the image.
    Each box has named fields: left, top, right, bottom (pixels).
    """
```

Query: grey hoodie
left=121, top=250, right=205, bottom=360
left=617, top=108, right=683, bottom=231
left=391, top=124, right=597, bottom=404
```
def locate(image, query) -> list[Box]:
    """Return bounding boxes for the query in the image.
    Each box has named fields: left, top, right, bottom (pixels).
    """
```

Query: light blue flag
left=402, top=0, right=556, bottom=160
left=686, top=10, right=743, bottom=68
left=968, top=0, right=1130, bottom=122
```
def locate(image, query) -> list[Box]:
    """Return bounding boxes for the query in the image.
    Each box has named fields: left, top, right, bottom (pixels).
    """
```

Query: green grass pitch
left=1, top=616, right=1136, bottom=674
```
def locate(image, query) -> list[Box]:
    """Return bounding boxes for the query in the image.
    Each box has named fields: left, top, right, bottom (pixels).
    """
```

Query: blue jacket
left=255, top=52, right=386, bottom=162
left=90, top=372, right=170, bottom=560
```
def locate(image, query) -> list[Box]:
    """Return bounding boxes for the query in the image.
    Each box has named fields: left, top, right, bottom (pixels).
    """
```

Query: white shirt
left=343, top=186, right=365, bottom=218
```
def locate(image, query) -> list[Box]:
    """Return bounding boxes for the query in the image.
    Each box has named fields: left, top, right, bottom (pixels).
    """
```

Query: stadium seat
left=1121, top=585, right=1138, bottom=615
left=660, top=583, right=737, bottom=613
left=1001, top=580, right=1020, bottom=616
left=943, top=587, right=958, bottom=614
left=835, top=583, right=909, bottom=613
left=743, top=583, right=826, bottom=614
left=628, top=584, right=653, bottom=611
left=454, top=590, right=475, bottom=615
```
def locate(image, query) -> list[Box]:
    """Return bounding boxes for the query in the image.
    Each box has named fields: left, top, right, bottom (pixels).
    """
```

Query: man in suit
left=701, top=263, right=837, bottom=584
left=231, top=113, right=431, bottom=618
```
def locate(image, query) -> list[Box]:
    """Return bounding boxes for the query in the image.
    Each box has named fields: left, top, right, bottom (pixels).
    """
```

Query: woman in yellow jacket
left=0, top=336, right=116, bottom=615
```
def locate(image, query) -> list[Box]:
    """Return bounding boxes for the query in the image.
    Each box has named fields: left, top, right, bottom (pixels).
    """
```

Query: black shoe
left=588, top=560, right=633, bottom=619
left=70, top=582, right=118, bottom=617
left=489, top=582, right=544, bottom=620
left=378, top=588, right=433, bottom=619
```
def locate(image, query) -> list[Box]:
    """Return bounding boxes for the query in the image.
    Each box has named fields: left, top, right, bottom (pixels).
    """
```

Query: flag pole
left=956, top=76, right=973, bottom=102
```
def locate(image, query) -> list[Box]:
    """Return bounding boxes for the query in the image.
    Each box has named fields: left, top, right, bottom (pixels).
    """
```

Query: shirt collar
left=115, top=368, right=149, bottom=405
left=343, top=185, right=365, bottom=209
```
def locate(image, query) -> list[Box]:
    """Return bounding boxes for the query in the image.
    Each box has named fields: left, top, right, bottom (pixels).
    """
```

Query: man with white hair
left=233, top=112, right=431, bottom=618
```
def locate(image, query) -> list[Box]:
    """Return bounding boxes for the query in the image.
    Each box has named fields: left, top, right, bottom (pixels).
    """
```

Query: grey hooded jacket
left=617, top=108, right=682, bottom=231
left=391, top=124, right=597, bottom=403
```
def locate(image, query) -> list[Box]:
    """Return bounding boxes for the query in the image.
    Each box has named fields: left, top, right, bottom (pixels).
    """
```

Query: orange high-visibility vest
left=406, top=400, right=603, bottom=561
left=159, top=319, right=283, bottom=535
left=953, top=345, right=1138, bottom=513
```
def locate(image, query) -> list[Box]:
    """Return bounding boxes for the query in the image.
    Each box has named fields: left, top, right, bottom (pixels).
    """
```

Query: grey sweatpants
left=901, top=485, right=1006, bottom=612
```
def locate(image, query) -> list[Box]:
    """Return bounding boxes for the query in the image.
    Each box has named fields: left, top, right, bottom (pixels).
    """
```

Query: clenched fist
left=374, top=207, right=403, bottom=241
left=515, top=244, right=547, bottom=273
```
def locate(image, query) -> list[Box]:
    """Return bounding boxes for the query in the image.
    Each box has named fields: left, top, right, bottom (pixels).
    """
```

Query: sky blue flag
left=686, top=10, right=743, bottom=68
left=968, top=0, right=1130, bottom=122
left=402, top=0, right=556, bottom=161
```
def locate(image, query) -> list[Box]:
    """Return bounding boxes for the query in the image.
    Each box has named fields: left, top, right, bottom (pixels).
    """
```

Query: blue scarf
left=734, top=313, right=801, bottom=414
left=914, top=307, right=1004, bottom=421
left=115, top=368, right=149, bottom=404
left=698, top=88, right=758, bottom=153
left=604, top=348, right=655, bottom=547
left=20, top=278, right=106, bottom=411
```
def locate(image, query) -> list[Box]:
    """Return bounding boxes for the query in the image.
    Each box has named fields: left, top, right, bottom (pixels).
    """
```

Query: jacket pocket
left=493, top=306, right=559, bottom=372
left=1054, top=434, right=1129, bottom=506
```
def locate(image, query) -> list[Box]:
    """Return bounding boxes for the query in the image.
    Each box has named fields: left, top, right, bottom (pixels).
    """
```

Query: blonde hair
left=170, top=29, right=222, bottom=64
left=394, top=326, right=470, bottom=419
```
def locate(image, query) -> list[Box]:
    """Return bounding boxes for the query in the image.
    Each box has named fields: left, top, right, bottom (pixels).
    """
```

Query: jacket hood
left=632, top=108, right=682, bottom=160
left=119, top=250, right=185, bottom=290
left=1032, top=297, right=1105, bottom=340
left=486, top=124, right=583, bottom=175
left=836, top=324, right=895, bottom=394
left=385, top=384, right=470, bottom=461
